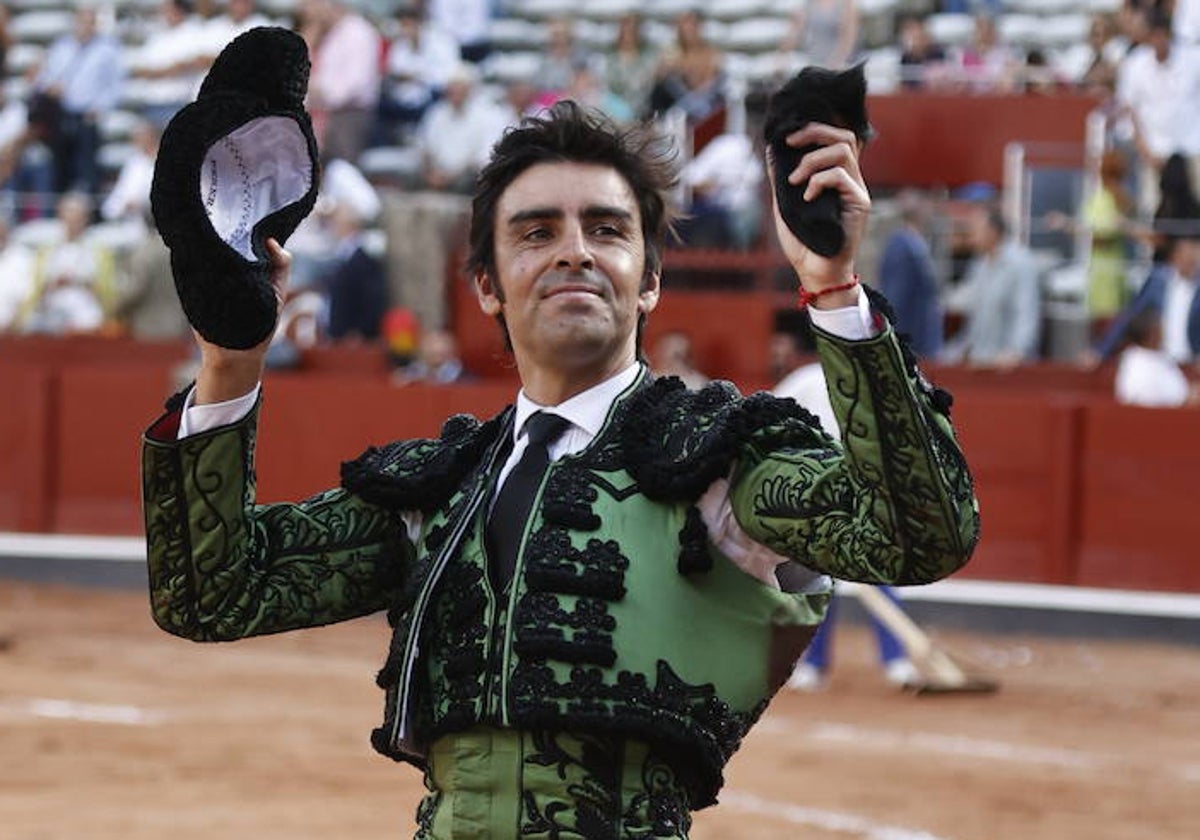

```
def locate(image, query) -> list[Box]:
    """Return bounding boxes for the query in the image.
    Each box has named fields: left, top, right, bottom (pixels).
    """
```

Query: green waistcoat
left=141, top=322, right=979, bottom=814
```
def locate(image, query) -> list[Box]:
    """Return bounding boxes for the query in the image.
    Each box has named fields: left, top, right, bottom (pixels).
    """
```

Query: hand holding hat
left=151, top=26, right=320, bottom=349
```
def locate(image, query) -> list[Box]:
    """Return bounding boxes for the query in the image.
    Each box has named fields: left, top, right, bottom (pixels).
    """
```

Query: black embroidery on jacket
left=676, top=505, right=712, bottom=575
left=622, top=377, right=827, bottom=503
left=508, top=659, right=766, bottom=809
left=340, top=410, right=509, bottom=514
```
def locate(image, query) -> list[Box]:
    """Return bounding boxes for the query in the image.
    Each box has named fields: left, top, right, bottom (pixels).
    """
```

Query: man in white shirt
left=1116, top=11, right=1200, bottom=215
left=32, top=6, right=125, bottom=195
left=415, top=63, right=504, bottom=193
left=128, top=0, right=211, bottom=127
left=1115, top=309, right=1197, bottom=406
left=303, top=0, right=382, bottom=164
left=427, top=0, right=493, bottom=63
left=141, top=101, right=978, bottom=834
left=379, top=6, right=460, bottom=139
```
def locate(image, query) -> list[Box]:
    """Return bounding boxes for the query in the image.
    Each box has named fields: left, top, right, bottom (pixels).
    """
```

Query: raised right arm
left=143, top=398, right=412, bottom=641
left=142, top=239, right=410, bottom=642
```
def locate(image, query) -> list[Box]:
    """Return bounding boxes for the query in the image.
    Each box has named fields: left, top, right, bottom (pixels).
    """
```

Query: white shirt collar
left=512, top=361, right=642, bottom=443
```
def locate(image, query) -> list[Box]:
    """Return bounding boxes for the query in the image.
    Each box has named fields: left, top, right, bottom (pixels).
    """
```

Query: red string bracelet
left=797, top=275, right=860, bottom=309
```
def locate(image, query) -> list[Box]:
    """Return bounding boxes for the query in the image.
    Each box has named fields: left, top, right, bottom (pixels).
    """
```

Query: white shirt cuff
left=806, top=288, right=878, bottom=341
left=177, top=384, right=261, bottom=439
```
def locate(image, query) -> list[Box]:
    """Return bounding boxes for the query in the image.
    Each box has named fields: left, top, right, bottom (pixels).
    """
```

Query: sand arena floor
left=2, top=580, right=1198, bottom=840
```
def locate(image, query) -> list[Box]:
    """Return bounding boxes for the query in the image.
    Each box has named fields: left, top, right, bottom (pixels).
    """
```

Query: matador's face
left=476, top=161, right=659, bottom=380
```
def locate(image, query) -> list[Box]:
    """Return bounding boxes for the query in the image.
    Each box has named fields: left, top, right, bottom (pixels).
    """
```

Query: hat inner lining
left=201, top=116, right=312, bottom=260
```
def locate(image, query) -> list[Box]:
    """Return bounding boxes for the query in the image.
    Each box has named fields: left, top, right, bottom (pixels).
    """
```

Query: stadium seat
left=578, top=0, right=642, bottom=22
left=357, top=145, right=422, bottom=186
left=97, top=109, right=144, bottom=144
left=998, top=13, right=1041, bottom=49
left=1037, top=14, right=1091, bottom=49
left=5, top=42, right=45, bottom=75
left=488, top=18, right=546, bottom=51
left=9, top=9, right=75, bottom=44
left=482, top=50, right=542, bottom=83
left=507, top=0, right=578, bottom=20
left=925, top=13, right=975, bottom=48
left=708, top=0, right=771, bottom=22
left=721, top=17, right=790, bottom=53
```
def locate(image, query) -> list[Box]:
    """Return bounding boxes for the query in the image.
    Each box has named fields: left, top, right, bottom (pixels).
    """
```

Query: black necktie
left=488, top=411, right=571, bottom=592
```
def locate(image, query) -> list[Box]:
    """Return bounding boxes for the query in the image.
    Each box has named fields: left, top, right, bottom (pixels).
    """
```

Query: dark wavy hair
left=466, top=100, right=678, bottom=288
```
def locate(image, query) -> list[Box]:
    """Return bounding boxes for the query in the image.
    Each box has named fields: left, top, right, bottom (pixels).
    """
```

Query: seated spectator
left=647, top=10, right=725, bottom=124
left=288, top=156, right=381, bottom=290
left=648, top=330, right=709, bottom=390
left=677, top=127, right=763, bottom=250
left=537, top=18, right=591, bottom=98
left=879, top=188, right=943, bottom=359
left=949, top=14, right=1019, bottom=93
left=319, top=202, right=388, bottom=342
left=302, top=0, right=382, bottom=165
left=100, top=121, right=160, bottom=226
left=414, top=63, right=502, bottom=193
left=1060, top=13, right=1124, bottom=91
left=1095, top=234, right=1200, bottom=364
left=492, top=78, right=541, bottom=130
left=897, top=15, right=947, bottom=90
left=780, top=0, right=861, bottom=70
left=0, top=216, right=34, bottom=331
left=1117, top=10, right=1200, bottom=218
left=31, top=6, right=124, bottom=197
left=392, top=327, right=468, bottom=385
left=427, top=0, right=493, bottom=64
left=943, top=205, right=1042, bottom=368
left=1022, top=49, right=1068, bottom=95
left=112, top=210, right=190, bottom=341
left=1115, top=308, right=1199, bottom=406
left=605, top=13, right=656, bottom=120
left=198, top=0, right=270, bottom=60
left=19, top=192, right=118, bottom=335
left=0, top=86, right=55, bottom=221
left=561, top=60, right=635, bottom=126
left=128, top=0, right=210, bottom=128
left=378, top=6, right=459, bottom=143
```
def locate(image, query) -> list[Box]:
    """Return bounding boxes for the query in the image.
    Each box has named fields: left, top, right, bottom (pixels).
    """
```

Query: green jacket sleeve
left=730, top=324, right=979, bottom=585
left=141, top=399, right=412, bottom=642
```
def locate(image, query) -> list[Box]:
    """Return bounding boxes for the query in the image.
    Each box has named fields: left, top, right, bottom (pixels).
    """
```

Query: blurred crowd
left=0, top=0, right=1197, bottom=405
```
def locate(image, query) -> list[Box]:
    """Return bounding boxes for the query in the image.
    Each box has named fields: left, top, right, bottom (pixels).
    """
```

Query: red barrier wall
left=0, top=364, right=54, bottom=532
left=950, top=392, right=1083, bottom=584
left=863, top=93, right=1098, bottom=188
left=255, top=379, right=516, bottom=502
left=4, top=337, right=1198, bottom=593
left=1075, top=401, right=1200, bottom=592
left=53, top=364, right=181, bottom=534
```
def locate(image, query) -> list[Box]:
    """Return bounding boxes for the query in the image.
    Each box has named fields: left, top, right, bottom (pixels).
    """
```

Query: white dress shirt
left=177, top=295, right=878, bottom=587
left=1115, top=345, right=1190, bottom=407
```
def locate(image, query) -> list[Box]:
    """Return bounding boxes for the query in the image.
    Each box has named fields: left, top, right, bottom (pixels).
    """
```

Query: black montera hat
left=763, top=63, right=872, bottom=259
left=151, top=26, right=320, bottom=349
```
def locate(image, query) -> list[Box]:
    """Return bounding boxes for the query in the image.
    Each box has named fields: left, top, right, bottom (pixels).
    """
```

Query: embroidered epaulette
left=621, top=377, right=828, bottom=502
left=340, top=410, right=509, bottom=514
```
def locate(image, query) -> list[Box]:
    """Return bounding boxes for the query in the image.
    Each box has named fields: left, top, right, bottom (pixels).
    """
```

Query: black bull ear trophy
left=151, top=26, right=321, bottom=350
left=763, top=63, right=873, bottom=259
